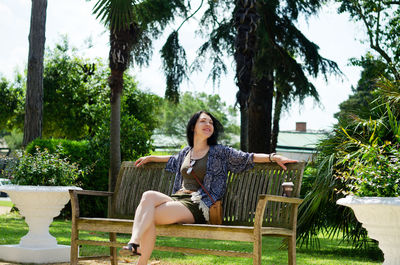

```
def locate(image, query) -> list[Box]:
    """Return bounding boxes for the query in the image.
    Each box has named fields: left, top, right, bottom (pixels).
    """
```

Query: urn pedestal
left=0, top=185, right=81, bottom=264
left=337, top=196, right=400, bottom=265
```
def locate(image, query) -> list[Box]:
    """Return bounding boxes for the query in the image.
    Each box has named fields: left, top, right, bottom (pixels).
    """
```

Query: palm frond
left=93, top=0, right=136, bottom=31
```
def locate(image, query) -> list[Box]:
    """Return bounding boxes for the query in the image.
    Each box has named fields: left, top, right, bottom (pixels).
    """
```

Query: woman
left=120, top=110, right=297, bottom=264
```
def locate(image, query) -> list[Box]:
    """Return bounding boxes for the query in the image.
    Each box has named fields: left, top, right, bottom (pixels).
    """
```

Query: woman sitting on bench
left=120, top=110, right=297, bottom=265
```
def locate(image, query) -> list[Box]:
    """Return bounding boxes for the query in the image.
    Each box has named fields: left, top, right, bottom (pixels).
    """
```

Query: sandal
left=120, top=242, right=141, bottom=256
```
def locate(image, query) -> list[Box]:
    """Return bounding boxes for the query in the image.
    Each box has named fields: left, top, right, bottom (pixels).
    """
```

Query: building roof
left=277, top=131, right=328, bottom=153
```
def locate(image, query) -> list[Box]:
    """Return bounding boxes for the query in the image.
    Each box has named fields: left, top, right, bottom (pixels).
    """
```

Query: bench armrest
left=69, top=189, right=114, bottom=218
left=69, top=189, right=114, bottom=197
left=254, top=194, right=303, bottom=231
left=260, top=194, right=303, bottom=205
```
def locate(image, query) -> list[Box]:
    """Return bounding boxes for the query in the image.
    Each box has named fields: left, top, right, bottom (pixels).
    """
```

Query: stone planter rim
left=0, top=185, right=81, bottom=192
left=337, top=195, right=400, bottom=206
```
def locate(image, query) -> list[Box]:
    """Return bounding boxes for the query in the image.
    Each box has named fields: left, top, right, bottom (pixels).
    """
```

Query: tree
left=246, top=0, right=340, bottom=153
left=4, top=37, right=161, bottom=142
left=0, top=76, right=23, bottom=131
left=297, top=77, right=400, bottom=250
left=41, top=38, right=109, bottom=139
left=298, top=0, right=400, bottom=245
left=337, top=0, right=400, bottom=79
left=23, top=0, right=47, bottom=146
left=334, top=53, right=390, bottom=123
left=91, top=0, right=190, bottom=194
left=234, top=0, right=259, bottom=151
left=172, top=0, right=340, bottom=153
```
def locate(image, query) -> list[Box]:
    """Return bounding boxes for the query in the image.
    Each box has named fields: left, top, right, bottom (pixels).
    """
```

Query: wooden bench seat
left=69, top=161, right=305, bottom=265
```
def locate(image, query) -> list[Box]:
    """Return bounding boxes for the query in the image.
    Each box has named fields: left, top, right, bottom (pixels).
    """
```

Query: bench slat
left=77, top=217, right=255, bottom=242
left=154, top=246, right=253, bottom=258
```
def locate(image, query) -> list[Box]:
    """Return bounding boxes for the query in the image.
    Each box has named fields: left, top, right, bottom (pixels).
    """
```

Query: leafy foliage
left=93, top=0, right=135, bottom=31
left=335, top=53, right=389, bottom=123
left=8, top=146, right=85, bottom=186
left=93, top=114, right=153, bottom=162
left=21, top=138, right=109, bottom=217
left=298, top=77, right=400, bottom=249
left=336, top=0, right=400, bottom=79
left=338, top=140, right=400, bottom=197
left=41, top=38, right=109, bottom=139
left=160, top=31, right=188, bottom=103
left=0, top=74, right=24, bottom=132
left=3, top=37, right=161, bottom=142
left=195, top=0, right=340, bottom=105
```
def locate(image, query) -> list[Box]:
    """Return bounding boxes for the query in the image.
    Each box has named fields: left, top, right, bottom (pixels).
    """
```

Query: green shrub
left=25, top=139, right=107, bottom=217
left=21, top=133, right=153, bottom=218
left=91, top=114, right=153, bottom=162
left=26, top=138, right=92, bottom=165
left=10, top=146, right=85, bottom=186
left=338, top=141, right=400, bottom=197
left=300, top=164, right=318, bottom=198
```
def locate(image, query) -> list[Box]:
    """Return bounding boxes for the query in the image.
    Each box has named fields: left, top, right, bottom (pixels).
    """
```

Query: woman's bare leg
left=129, top=191, right=172, bottom=244
left=125, top=191, right=195, bottom=265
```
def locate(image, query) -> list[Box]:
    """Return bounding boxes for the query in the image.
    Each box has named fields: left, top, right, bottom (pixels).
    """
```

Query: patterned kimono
left=165, top=144, right=254, bottom=220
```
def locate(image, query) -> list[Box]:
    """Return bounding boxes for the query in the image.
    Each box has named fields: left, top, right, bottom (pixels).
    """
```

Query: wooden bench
left=69, top=161, right=305, bottom=265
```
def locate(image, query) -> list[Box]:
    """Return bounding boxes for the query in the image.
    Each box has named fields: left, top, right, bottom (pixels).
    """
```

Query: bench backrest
left=112, top=161, right=305, bottom=227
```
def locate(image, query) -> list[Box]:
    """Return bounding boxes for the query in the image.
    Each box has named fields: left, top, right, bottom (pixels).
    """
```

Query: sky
left=0, top=0, right=369, bottom=131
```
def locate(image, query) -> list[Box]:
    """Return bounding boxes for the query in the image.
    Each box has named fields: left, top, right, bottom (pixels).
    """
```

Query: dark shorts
left=171, top=194, right=206, bottom=224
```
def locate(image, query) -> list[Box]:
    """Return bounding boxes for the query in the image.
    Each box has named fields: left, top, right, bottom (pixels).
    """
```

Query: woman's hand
left=271, top=154, right=298, bottom=170
left=253, top=153, right=298, bottom=170
left=134, top=156, right=152, bottom=167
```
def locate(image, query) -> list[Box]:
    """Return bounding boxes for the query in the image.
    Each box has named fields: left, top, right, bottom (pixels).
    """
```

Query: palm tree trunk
left=23, top=0, right=47, bottom=146
left=108, top=26, right=137, bottom=199
left=240, top=107, right=248, bottom=151
left=248, top=73, right=274, bottom=153
left=271, top=90, right=283, bottom=153
left=109, top=70, right=122, bottom=195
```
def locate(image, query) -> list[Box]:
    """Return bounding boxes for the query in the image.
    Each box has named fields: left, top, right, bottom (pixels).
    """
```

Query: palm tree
left=23, top=0, right=48, bottom=146
left=247, top=0, right=341, bottom=153
left=91, top=0, right=189, bottom=193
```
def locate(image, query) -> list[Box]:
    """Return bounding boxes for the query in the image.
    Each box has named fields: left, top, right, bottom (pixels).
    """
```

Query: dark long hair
left=186, top=111, right=224, bottom=147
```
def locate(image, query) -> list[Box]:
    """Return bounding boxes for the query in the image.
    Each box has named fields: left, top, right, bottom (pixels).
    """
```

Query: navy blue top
left=165, top=144, right=254, bottom=207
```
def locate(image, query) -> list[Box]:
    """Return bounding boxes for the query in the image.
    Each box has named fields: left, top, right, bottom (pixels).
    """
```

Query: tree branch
left=352, top=0, right=400, bottom=79
left=176, top=0, right=204, bottom=32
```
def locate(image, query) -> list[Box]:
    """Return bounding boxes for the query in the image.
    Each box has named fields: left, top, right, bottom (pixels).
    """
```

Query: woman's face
left=194, top=112, right=214, bottom=140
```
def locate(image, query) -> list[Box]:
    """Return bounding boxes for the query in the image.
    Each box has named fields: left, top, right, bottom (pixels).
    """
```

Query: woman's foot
left=119, top=242, right=141, bottom=256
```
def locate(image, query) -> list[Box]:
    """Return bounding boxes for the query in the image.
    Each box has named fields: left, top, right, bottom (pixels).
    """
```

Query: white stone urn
left=0, top=185, right=81, bottom=264
left=337, top=196, right=400, bottom=265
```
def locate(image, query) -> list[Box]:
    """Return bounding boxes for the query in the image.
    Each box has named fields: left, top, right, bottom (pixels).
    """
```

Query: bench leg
left=253, top=234, right=262, bottom=265
left=110, top=232, right=118, bottom=265
left=70, top=221, right=79, bottom=265
left=288, top=235, right=296, bottom=265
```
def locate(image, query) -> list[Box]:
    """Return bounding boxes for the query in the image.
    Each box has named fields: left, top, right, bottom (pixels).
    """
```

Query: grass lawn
left=0, top=200, right=13, bottom=207
left=0, top=212, right=383, bottom=265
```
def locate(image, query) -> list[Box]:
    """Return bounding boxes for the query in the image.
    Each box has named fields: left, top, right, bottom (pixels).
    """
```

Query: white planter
left=0, top=185, right=81, bottom=264
left=337, top=196, right=400, bottom=265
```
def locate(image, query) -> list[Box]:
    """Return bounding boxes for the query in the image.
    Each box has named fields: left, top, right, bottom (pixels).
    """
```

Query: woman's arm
left=134, top=155, right=171, bottom=167
left=253, top=153, right=298, bottom=170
